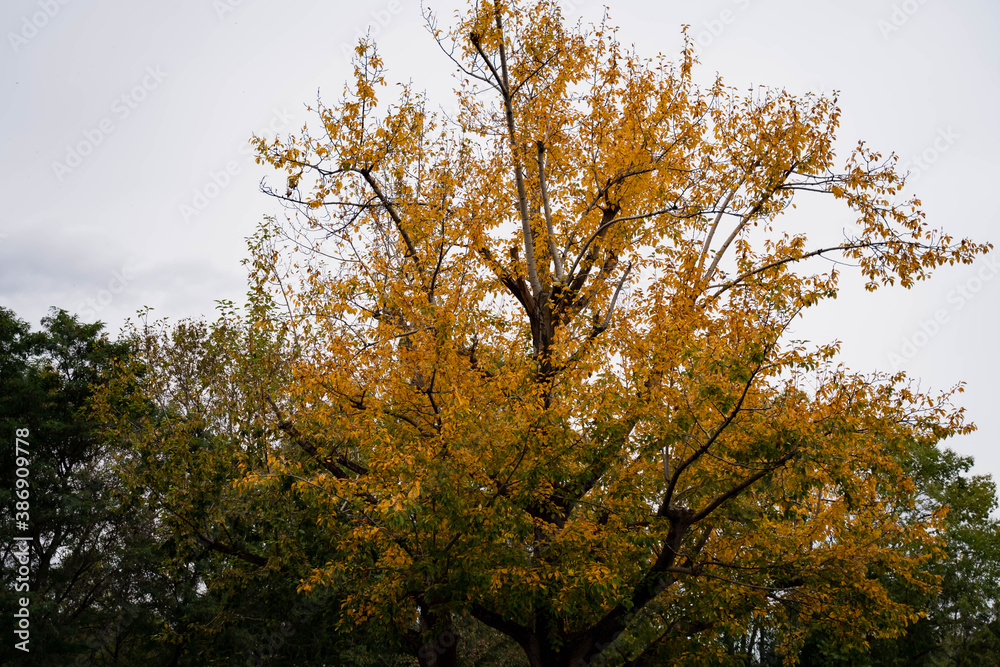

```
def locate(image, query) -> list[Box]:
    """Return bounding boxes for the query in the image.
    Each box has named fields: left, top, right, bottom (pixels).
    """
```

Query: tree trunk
left=414, top=607, right=459, bottom=667
left=519, top=628, right=612, bottom=667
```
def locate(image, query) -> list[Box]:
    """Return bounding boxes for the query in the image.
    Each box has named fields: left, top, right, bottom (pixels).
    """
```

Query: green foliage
left=723, top=442, right=1000, bottom=667
left=0, top=307, right=168, bottom=666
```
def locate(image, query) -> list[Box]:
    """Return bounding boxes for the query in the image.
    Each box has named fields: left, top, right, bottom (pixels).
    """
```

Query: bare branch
left=470, top=7, right=542, bottom=298
left=600, top=261, right=633, bottom=329
left=537, top=141, right=564, bottom=280
left=702, top=211, right=752, bottom=285
left=359, top=169, right=425, bottom=281
left=698, top=176, right=746, bottom=273
left=706, top=241, right=923, bottom=299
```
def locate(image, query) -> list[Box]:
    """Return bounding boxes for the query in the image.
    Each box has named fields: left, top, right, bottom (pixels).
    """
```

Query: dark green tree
left=0, top=307, right=173, bottom=665
left=870, top=443, right=1000, bottom=666
left=0, top=307, right=354, bottom=666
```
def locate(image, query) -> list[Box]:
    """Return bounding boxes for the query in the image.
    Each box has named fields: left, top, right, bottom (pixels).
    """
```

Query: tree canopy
left=98, top=1, right=991, bottom=665
left=0, top=307, right=172, bottom=666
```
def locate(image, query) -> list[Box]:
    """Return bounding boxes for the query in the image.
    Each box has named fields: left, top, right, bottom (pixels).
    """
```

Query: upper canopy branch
left=470, top=5, right=543, bottom=299
left=265, top=395, right=371, bottom=481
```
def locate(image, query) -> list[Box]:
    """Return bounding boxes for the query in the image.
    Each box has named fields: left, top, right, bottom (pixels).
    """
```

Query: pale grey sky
left=2, top=0, right=998, bottom=479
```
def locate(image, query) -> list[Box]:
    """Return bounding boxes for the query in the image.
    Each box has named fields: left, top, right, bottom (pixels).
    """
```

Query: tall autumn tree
left=102, top=2, right=990, bottom=665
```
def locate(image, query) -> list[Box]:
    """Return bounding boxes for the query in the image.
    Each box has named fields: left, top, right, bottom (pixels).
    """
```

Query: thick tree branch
left=555, top=206, right=620, bottom=324
left=660, top=348, right=770, bottom=515
left=472, top=604, right=532, bottom=647
left=599, top=261, right=633, bottom=330
left=703, top=164, right=798, bottom=283
left=359, top=169, right=426, bottom=282
left=690, top=448, right=799, bottom=524
left=193, top=530, right=269, bottom=567
left=476, top=245, right=536, bottom=316
left=698, top=176, right=746, bottom=273
left=537, top=141, right=564, bottom=280
left=470, top=7, right=542, bottom=298
left=265, top=396, right=370, bottom=479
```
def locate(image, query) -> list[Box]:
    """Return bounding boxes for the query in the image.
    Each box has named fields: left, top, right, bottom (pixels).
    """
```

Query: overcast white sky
left=2, top=0, right=998, bottom=480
